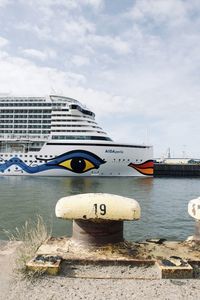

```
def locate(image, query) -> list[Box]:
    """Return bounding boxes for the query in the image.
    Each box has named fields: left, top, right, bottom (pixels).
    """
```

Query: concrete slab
left=26, top=255, right=62, bottom=275
left=29, top=237, right=200, bottom=279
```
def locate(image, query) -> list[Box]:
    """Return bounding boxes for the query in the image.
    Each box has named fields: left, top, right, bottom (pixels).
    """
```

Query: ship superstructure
left=0, top=95, right=153, bottom=176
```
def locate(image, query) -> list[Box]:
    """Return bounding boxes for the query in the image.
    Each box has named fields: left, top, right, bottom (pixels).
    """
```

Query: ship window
left=70, top=104, right=77, bottom=109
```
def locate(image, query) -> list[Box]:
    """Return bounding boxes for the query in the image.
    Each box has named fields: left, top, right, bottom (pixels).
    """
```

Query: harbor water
left=0, top=176, right=200, bottom=241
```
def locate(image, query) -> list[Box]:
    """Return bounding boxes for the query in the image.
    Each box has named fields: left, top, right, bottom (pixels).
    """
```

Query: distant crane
left=167, top=147, right=171, bottom=158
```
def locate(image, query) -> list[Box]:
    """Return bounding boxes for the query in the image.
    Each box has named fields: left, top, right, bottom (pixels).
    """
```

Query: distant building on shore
left=155, top=158, right=200, bottom=165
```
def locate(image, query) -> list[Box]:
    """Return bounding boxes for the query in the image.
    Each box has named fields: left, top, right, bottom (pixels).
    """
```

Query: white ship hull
left=0, top=95, right=153, bottom=176
left=0, top=143, right=153, bottom=177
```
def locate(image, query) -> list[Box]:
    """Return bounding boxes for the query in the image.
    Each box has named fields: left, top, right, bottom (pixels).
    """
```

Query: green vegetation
left=4, top=215, right=51, bottom=276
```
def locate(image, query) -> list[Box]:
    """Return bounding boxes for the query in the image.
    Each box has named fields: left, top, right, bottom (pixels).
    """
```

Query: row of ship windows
left=0, top=115, right=51, bottom=119
left=0, top=110, right=70, bottom=115
left=0, top=154, right=54, bottom=158
left=51, top=135, right=112, bottom=141
left=0, top=125, right=51, bottom=128
left=0, top=119, right=97, bottom=129
left=0, top=130, right=50, bottom=133
left=0, top=110, right=52, bottom=113
left=52, top=109, right=69, bottom=112
left=0, top=115, right=93, bottom=119
left=0, top=156, right=132, bottom=162
left=0, top=130, right=105, bottom=134
left=113, top=158, right=142, bottom=162
left=52, top=114, right=94, bottom=119
left=58, top=119, right=97, bottom=124
left=0, top=152, right=141, bottom=162
left=0, top=120, right=51, bottom=124
left=51, top=125, right=101, bottom=129
left=0, top=103, right=60, bottom=107
left=0, top=120, right=97, bottom=125
left=0, top=115, right=93, bottom=120
left=52, top=114, right=95, bottom=119
left=1, top=161, right=44, bottom=165
left=51, top=130, right=103, bottom=133
left=51, top=121, right=97, bottom=125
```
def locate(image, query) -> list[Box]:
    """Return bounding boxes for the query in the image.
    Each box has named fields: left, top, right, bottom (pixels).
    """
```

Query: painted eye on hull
left=59, top=157, right=95, bottom=173
left=39, top=150, right=106, bottom=174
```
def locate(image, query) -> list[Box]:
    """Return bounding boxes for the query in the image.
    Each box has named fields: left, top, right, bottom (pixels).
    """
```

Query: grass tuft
left=4, top=215, right=51, bottom=277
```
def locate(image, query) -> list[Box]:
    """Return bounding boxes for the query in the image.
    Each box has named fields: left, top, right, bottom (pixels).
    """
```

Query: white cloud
left=71, top=55, right=90, bottom=67
left=62, top=18, right=95, bottom=37
left=0, top=36, right=9, bottom=48
left=79, top=0, right=104, bottom=10
left=91, top=35, right=131, bottom=55
left=16, top=17, right=96, bottom=46
left=22, top=48, right=57, bottom=61
left=130, top=0, right=187, bottom=24
left=16, top=16, right=130, bottom=58
left=0, top=0, right=9, bottom=7
left=22, top=49, right=47, bottom=61
left=19, top=0, right=104, bottom=11
left=0, top=53, right=86, bottom=94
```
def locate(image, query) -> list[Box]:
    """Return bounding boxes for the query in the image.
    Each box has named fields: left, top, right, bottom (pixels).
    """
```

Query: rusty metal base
left=72, top=220, right=124, bottom=246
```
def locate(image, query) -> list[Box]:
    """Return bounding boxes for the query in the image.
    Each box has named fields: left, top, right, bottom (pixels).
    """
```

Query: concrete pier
left=25, top=193, right=200, bottom=280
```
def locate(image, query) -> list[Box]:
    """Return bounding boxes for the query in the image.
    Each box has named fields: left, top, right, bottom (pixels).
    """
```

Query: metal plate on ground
left=156, top=259, right=193, bottom=279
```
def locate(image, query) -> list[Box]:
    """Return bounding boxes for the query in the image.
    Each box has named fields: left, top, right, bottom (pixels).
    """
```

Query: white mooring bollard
left=55, top=193, right=141, bottom=246
left=188, top=197, right=200, bottom=241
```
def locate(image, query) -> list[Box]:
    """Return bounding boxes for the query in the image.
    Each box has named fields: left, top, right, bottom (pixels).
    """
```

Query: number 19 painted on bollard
left=94, top=203, right=107, bottom=215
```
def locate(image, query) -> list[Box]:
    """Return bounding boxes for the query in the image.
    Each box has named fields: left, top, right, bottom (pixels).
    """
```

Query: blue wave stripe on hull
left=0, top=150, right=105, bottom=174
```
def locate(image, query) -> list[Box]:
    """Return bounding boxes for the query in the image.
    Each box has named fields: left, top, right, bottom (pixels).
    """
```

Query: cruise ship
left=0, top=95, right=153, bottom=176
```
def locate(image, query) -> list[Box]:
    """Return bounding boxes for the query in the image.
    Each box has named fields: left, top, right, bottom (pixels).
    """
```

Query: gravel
left=1, top=241, right=200, bottom=300
left=5, top=276, right=200, bottom=300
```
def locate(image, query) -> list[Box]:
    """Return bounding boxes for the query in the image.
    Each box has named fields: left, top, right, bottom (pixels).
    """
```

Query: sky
left=0, top=0, right=199, bottom=158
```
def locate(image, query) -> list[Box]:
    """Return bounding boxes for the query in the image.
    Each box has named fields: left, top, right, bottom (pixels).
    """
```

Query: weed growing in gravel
left=4, top=215, right=51, bottom=276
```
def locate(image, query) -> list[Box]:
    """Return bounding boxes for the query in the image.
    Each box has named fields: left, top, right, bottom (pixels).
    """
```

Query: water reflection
left=0, top=176, right=198, bottom=241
